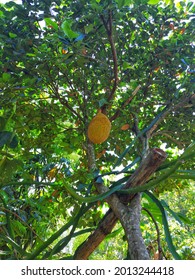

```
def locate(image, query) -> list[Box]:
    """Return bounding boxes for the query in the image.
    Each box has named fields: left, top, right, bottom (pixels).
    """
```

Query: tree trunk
left=121, top=194, right=150, bottom=259
left=74, top=147, right=167, bottom=260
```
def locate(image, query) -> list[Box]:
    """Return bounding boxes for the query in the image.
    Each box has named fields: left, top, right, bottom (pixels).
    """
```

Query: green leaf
left=26, top=204, right=92, bottom=260
left=11, top=220, right=27, bottom=236
left=181, top=141, right=195, bottom=160
left=98, top=98, right=108, bottom=107
left=0, top=10, right=5, bottom=18
left=161, top=200, right=184, bottom=226
left=148, top=0, right=160, bottom=4
left=123, top=61, right=131, bottom=70
left=0, top=158, right=23, bottom=183
left=9, top=32, right=17, bottom=38
left=105, top=227, right=123, bottom=239
left=51, top=227, right=94, bottom=256
left=117, top=0, right=125, bottom=8
left=177, top=213, right=192, bottom=225
left=84, top=24, right=94, bottom=34
left=145, top=191, right=181, bottom=260
left=2, top=73, right=11, bottom=82
left=0, top=234, right=28, bottom=257
left=164, top=0, right=172, bottom=5
left=90, top=2, right=103, bottom=12
left=0, top=131, right=12, bottom=147
left=61, top=20, right=79, bottom=39
left=0, top=117, right=6, bottom=131
left=116, top=0, right=133, bottom=8
left=44, top=18, right=58, bottom=31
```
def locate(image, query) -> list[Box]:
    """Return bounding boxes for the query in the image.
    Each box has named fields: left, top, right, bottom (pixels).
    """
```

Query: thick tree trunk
left=74, top=147, right=167, bottom=260
left=120, top=194, right=150, bottom=259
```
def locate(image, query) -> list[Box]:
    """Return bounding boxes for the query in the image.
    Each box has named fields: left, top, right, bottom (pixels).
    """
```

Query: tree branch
left=47, top=65, right=84, bottom=122
left=74, top=209, right=118, bottom=260
left=146, top=93, right=195, bottom=139
left=110, top=85, right=141, bottom=122
left=100, top=11, right=118, bottom=113
left=152, top=131, right=185, bottom=148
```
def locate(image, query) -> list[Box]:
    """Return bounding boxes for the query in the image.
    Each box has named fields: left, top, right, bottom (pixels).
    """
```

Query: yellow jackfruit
left=87, top=112, right=111, bottom=144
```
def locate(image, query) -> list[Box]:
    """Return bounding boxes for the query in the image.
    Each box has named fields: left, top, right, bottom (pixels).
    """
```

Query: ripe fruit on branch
left=87, top=112, right=111, bottom=144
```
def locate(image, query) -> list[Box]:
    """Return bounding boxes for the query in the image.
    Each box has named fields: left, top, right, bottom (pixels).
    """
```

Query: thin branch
left=146, top=93, right=195, bottom=139
left=46, top=65, right=83, bottom=122
left=1, top=207, right=43, bottom=243
left=110, top=85, right=141, bottom=122
left=152, top=131, right=185, bottom=148
left=54, top=90, right=83, bottom=122
left=142, top=207, right=163, bottom=260
left=100, top=11, right=118, bottom=113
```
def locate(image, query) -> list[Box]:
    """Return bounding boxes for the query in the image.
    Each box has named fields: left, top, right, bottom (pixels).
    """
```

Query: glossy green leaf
left=61, top=20, right=79, bottom=39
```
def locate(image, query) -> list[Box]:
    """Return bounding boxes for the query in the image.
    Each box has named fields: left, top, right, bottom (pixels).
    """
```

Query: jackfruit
left=87, top=112, right=111, bottom=144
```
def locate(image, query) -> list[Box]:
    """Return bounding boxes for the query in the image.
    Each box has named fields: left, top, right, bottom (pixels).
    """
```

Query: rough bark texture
left=74, top=209, right=118, bottom=260
left=74, top=147, right=167, bottom=260
left=121, top=194, right=150, bottom=259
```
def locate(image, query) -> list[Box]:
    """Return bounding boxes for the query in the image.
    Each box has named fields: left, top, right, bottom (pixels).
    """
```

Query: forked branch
left=74, top=148, right=167, bottom=259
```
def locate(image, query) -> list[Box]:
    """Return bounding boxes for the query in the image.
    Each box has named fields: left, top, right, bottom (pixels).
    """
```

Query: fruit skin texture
left=87, top=112, right=111, bottom=144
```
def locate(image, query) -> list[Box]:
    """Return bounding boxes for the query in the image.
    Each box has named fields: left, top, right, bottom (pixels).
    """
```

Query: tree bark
left=74, top=209, right=118, bottom=260
left=74, top=148, right=167, bottom=260
left=120, top=194, right=150, bottom=259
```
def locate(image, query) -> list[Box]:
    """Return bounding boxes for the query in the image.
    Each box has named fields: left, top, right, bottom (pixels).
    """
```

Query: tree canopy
left=0, top=0, right=195, bottom=260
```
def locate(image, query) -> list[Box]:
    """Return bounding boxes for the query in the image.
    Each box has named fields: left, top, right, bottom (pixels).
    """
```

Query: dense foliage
left=0, top=0, right=194, bottom=259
